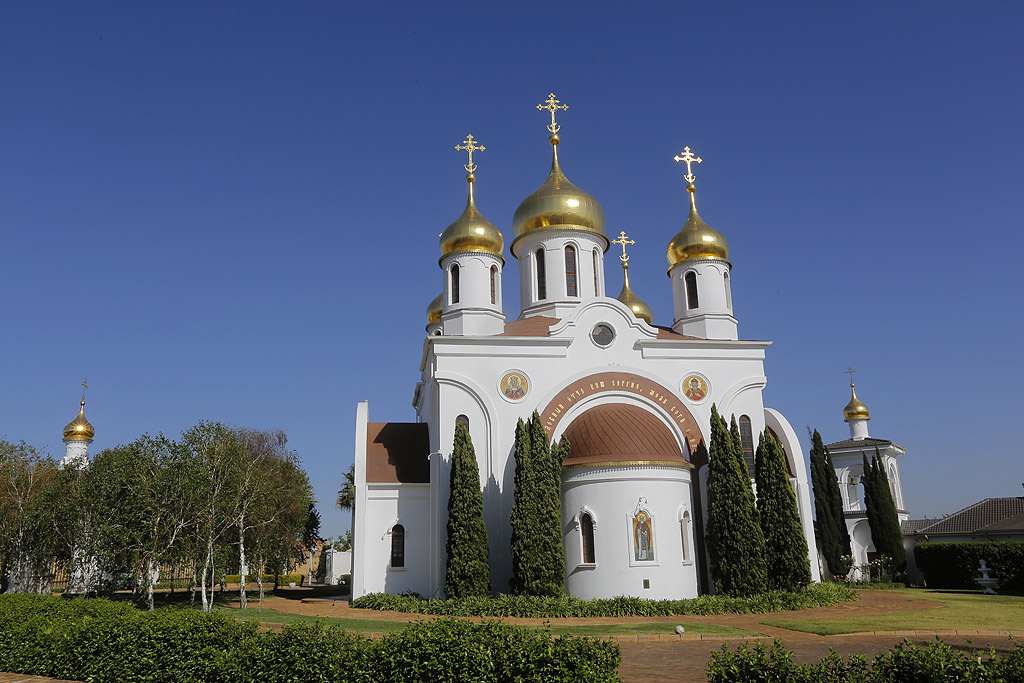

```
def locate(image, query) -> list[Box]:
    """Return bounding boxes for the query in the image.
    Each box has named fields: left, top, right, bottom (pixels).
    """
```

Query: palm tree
left=336, top=464, right=355, bottom=512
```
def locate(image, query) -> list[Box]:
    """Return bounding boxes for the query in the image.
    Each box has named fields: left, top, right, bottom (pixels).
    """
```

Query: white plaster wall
left=513, top=230, right=608, bottom=318
left=360, top=484, right=431, bottom=596
left=668, top=259, right=737, bottom=340
left=562, top=465, right=698, bottom=599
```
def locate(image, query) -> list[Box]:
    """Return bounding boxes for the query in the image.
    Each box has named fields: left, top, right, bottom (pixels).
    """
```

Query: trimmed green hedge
left=0, top=595, right=620, bottom=683
left=707, top=638, right=1024, bottom=682
left=914, top=541, right=1024, bottom=591
left=351, top=582, right=855, bottom=617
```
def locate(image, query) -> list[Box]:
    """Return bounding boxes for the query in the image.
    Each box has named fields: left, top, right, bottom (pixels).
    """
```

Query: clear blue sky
left=4, top=2, right=1022, bottom=538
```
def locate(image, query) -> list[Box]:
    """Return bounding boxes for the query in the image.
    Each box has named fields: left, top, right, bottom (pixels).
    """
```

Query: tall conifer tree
left=754, top=432, right=811, bottom=591
left=509, top=417, right=533, bottom=594
left=445, top=423, right=490, bottom=597
left=863, top=449, right=906, bottom=575
left=705, top=405, right=767, bottom=596
left=809, top=429, right=852, bottom=576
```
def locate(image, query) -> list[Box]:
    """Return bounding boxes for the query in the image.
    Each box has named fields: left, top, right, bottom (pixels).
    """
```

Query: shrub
left=914, top=541, right=1024, bottom=591
left=0, top=594, right=620, bottom=683
left=352, top=582, right=856, bottom=618
left=708, top=638, right=1024, bottom=683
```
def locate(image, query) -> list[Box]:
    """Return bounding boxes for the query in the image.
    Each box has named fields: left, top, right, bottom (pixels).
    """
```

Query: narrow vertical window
left=490, top=266, right=497, bottom=305
left=390, top=524, right=405, bottom=568
left=724, top=272, right=732, bottom=310
left=581, top=513, right=595, bottom=564
left=564, top=245, right=578, bottom=296
left=739, top=415, right=754, bottom=477
left=685, top=271, right=699, bottom=309
left=593, top=249, right=600, bottom=296
left=455, top=414, right=469, bottom=431
left=680, top=512, right=691, bottom=562
left=536, top=249, right=547, bottom=300
left=450, top=264, right=460, bottom=305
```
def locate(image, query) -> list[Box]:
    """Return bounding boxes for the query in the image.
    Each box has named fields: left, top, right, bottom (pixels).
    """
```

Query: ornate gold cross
left=673, top=146, right=703, bottom=184
left=454, top=134, right=485, bottom=174
left=612, top=230, right=635, bottom=265
left=537, top=93, right=568, bottom=134
left=844, top=366, right=857, bottom=385
left=81, top=377, right=88, bottom=401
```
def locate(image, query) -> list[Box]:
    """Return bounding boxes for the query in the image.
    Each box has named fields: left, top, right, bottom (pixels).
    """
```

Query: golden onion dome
left=616, top=265, right=653, bottom=324
left=426, top=292, right=442, bottom=325
left=511, top=135, right=606, bottom=252
left=63, top=400, right=95, bottom=441
left=666, top=183, right=730, bottom=267
left=843, top=384, right=871, bottom=421
left=439, top=174, right=504, bottom=259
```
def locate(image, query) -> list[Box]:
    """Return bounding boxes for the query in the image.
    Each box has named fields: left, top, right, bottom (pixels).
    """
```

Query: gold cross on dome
left=673, top=146, right=703, bottom=184
left=844, top=366, right=857, bottom=385
left=81, top=377, right=88, bottom=401
left=537, top=93, right=568, bottom=134
left=454, top=134, right=485, bottom=174
left=612, top=230, right=635, bottom=265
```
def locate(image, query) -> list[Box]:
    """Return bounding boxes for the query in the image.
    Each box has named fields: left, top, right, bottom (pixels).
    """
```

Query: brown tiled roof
left=913, top=498, right=1024, bottom=535
left=654, top=326, right=701, bottom=340
left=902, top=519, right=938, bottom=534
left=365, top=422, right=430, bottom=483
left=498, top=316, right=561, bottom=336
left=562, top=403, right=687, bottom=467
left=825, top=437, right=893, bottom=450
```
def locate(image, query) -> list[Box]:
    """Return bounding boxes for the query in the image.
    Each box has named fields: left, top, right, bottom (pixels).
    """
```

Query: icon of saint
left=684, top=377, right=706, bottom=401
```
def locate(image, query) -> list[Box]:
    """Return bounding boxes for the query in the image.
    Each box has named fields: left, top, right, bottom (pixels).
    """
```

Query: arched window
left=564, top=245, right=578, bottom=297
left=685, top=271, right=699, bottom=309
left=536, top=249, right=547, bottom=300
left=580, top=513, right=595, bottom=564
left=450, top=264, right=460, bottom=305
left=593, top=249, right=600, bottom=296
left=680, top=511, right=691, bottom=563
left=455, top=414, right=469, bottom=431
left=724, top=272, right=732, bottom=310
left=390, top=524, right=405, bottom=568
left=739, top=415, right=754, bottom=477
left=490, top=266, right=497, bottom=305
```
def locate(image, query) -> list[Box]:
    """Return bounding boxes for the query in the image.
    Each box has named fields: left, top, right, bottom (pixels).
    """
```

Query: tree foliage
left=705, top=406, right=767, bottom=596
left=336, top=464, right=355, bottom=513
left=808, top=429, right=852, bottom=576
left=862, top=448, right=906, bottom=575
left=754, top=432, right=811, bottom=591
left=509, top=412, right=567, bottom=596
left=444, top=423, right=490, bottom=598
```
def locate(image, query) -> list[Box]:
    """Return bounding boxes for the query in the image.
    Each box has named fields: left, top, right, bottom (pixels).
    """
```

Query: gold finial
left=844, top=366, right=856, bottom=387
left=537, top=92, right=568, bottom=136
left=612, top=230, right=635, bottom=268
left=673, top=146, right=703, bottom=184
left=454, top=134, right=485, bottom=178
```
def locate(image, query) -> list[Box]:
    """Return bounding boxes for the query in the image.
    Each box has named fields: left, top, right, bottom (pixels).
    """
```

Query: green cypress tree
left=864, top=448, right=906, bottom=575
left=445, top=422, right=490, bottom=598
left=705, top=405, right=767, bottom=596
left=754, top=432, right=811, bottom=591
left=527, top=412, right=565, bottom=596
left=809, top=429, right=852, bottom=577
left=509, top=417, right=533, bottom=595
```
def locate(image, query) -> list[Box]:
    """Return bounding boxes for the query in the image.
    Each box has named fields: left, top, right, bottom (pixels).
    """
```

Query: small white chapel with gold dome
left=351, top=94, right=821, bottom=600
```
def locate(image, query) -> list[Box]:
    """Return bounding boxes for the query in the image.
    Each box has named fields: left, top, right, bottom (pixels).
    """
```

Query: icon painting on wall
left=500, top=371, right=528, bottom=400
left=632, top=510, right=654, bottom=562
left=683, top=375, right=707, bottom=402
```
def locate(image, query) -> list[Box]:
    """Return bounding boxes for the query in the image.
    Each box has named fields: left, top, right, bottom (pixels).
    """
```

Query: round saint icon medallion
left=499, top=371, right=529, bottom=402
left=682, top=374, right=709, bottom=403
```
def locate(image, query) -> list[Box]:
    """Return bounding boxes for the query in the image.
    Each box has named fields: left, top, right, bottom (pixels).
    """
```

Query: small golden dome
left=426, top=292, right=442, bottom=324
left=439, top=176, right=504, bottom=259
left=843, top=384, right=870, bottom=421
left=666, top=184, right=730, bottom=267
left=511, top=137, right=606, bottom=251
left=616, top=266, right=653, bottom=324
left=63, top=400, right=95, bottom=441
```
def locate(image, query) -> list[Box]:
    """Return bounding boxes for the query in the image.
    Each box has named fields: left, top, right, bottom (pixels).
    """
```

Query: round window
left=591, top=323, right=615, bottom=347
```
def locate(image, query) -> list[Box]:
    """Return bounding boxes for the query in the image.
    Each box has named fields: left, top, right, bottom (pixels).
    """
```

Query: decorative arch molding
left=538, top=371, right=704, bottom=453
left=434, top=372, right=497, bottom=475
left=574, top=505, right=598, bottom=530
left=716, top=375, right=767, bottom=415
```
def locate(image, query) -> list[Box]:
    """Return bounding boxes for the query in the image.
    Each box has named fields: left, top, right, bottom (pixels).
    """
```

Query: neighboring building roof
left=498, top=316, right=561, bottom=336
left=902, top=518, right=938, bottom=534
left=365, top=422, right=430, bottom=484
left=562, top=403, right=687, bottom=468
left=825, top=437, right=893, bottom=450
left=911, top=497, right=1024, bottom=536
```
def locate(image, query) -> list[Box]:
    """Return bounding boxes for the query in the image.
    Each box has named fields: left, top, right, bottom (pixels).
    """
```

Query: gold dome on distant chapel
left=666, top=147, right=730, bottom=267
left=439, top=134, right=504, bottom=260
left=843, top=383, right=871, bottom=422
left=63, top=400, right=95, bottom=441
left=511, top=94, right=606, bottom=251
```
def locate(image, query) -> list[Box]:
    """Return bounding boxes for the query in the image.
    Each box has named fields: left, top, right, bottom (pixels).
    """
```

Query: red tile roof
left=365, top=422, right=430, bottom=484
left=562, top=403, right=688, bottom=467
left=498, top=316, right=561, bottom=336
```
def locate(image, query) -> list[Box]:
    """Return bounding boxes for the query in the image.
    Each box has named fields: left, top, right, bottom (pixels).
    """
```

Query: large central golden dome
left=666, top=184, right=730, bottom=267
left=511, top=137, right=606, bottom=252
left=63, top=400, right=95, bottom=441
left=439, top=176, right=504, bottom=259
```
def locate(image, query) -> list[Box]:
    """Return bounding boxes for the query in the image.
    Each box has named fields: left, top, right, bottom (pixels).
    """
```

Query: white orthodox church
left=826, top=378, right=909, bottom=576
left=351, top=95, right=822, bottom=600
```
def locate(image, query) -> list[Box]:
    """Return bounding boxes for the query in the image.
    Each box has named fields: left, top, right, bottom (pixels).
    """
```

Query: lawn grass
left=762, top=589, right=1024, bottom=635
left=210, top=603, right=759, bottom=637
